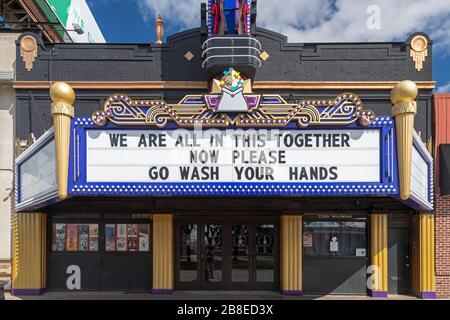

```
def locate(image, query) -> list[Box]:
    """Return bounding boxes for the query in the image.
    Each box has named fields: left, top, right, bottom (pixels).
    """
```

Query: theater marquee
left=85, top=129, right=380, bottom=183
left=68, top=110, right=399, bottom=197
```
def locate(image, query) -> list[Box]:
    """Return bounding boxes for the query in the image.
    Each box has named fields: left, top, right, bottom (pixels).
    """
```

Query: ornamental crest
left=92, top=68, right=375, bottom=128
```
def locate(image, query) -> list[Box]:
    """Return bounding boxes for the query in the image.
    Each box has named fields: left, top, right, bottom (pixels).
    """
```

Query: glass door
left=176, top=222, right=225, bottom=290
left=231, top=224, right=250, bottom=288
left=201, top=224, right=224, bottom=289
left=178, top=224, right=199, bottom=289
left=176, top=218, right=277, bottom=291
left=254, top=223, right=276, bottom=289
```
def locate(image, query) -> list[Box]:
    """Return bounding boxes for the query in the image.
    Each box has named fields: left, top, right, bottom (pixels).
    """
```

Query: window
left=303, top=220, right=366, bottom=257
left=52, top=223, right=99, bottom=252
left=105, top=223, right=151, bottom=252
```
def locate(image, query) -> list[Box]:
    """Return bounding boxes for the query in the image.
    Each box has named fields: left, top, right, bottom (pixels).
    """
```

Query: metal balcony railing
left=201, top=36, right=262, bottom=70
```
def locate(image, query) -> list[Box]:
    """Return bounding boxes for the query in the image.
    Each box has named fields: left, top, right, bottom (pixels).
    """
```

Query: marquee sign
left=92, top=68, right=375, bottom=129
left=15, top=128, right=58, bottom=211
left=85, top=129, right=380, bottom=183
left=68, top=115, right=398, bottom=197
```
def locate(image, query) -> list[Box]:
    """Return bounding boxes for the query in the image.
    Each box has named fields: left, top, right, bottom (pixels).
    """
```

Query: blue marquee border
left=68, top=116, right=400, bottom=198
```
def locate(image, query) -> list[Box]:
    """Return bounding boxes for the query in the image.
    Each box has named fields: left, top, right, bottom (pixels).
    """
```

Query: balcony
left=201, top=35, right=262, bottom=78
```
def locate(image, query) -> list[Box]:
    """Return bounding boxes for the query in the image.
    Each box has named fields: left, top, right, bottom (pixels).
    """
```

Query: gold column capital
left=390, top=80, right=418, bottom=105
left=392, top=101, right=417, bottom=117
left=50, top=81, right=76, bottom=104
left=51, top=103, right=75, bottom=117
left=50, top=81, right=75, bottom=118
left=50, top=82, right=75, bottom=200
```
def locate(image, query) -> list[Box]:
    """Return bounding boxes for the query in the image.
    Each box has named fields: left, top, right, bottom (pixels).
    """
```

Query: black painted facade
left=15, top=29, right=433, bottom=142
left=13, top=21, right=434, bottom=295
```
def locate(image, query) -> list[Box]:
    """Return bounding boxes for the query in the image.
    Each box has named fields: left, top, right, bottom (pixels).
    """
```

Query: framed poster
left=303, top=231, right=313, bottom=247
left=89, top=224, right=99, bottom=251
left=53, top=223, right=66, bottom=251
left=127, top=224, right=138, bottom=251
left=78, top=224, right=89, bottom=251
left=66, top=224, right=78, bottom=251
left=139, top=224, right=150, bottom=252
left=105, top=224, right=116, bottom=251
left=117, top=224, right=127, bottom=251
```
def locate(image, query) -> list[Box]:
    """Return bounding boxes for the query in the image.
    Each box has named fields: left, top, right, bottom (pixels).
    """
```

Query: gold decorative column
left=370, top=213, right=388, bottom=297
left=11, top=213, right=47, bottom=295
left=391, top=80, right=418, bottom=200
left=280, top=215, right=303, bottom=295
left=152, top=214, right=174, bottom=294
left=413, top=213, right=436, bottom=299
left=50, top=82, right=75, bottom=199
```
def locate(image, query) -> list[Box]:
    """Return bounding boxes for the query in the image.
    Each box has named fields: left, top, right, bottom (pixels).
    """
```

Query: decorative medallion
left=92, top=67, right=375, bottom=128
left=20, top=35, right=38, bottom=71
left=410, top=35, right=428, bottom=72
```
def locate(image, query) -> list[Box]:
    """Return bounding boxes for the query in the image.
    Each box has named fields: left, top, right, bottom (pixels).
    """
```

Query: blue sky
left=86, top=0, right=450, bottom=91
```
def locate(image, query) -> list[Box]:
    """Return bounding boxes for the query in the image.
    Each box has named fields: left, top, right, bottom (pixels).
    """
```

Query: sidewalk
left=4, top=291, right=427, bottom=300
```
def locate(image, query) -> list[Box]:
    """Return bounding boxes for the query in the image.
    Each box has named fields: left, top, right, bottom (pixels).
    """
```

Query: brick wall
left=434, top=94, right=450, bottom=298
left=435, top=191, right=450, bottom=297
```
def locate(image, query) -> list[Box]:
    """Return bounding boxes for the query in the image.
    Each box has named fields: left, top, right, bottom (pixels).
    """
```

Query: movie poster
left=139, top=224, right=150, bottom=252
left=127, top=224, right=138, bottom=251
left=53, top=223, right=66, bottom=251
left=89, top=224, right=99, bottom=251
left=105, top=224, right=116, bottom=251
left=78, top=224, right=89, bottom=251
left=66, top=224, right=78, bottom=251
left=117, top=224, right=127, bottom=251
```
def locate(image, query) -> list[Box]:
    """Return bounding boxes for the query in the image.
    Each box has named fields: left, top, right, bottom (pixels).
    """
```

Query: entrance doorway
left=175, top=217, right=278, bottom=290
left=388, top=215, right=411, bottom=294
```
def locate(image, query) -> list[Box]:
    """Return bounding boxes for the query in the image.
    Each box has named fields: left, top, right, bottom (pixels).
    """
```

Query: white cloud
left=258, top=0, right=450, bottom=50
left=437, top=82, right=450, bottom=93
left=138, top=0, right=202, bottom=30
left=138, top=0, right=450, bottom=51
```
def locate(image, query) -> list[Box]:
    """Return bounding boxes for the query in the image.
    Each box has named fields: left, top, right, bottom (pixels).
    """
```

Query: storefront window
left=105, top=223, right=151, bottom=252
left=52, top=223, right=99, bottom=252
left=303, top=220, right=366, bottom=257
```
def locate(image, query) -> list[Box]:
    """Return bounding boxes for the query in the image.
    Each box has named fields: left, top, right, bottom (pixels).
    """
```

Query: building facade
left=10, top=1, right=438, bottom=298
left=0, top=31, right=19, bottom=291
left=1, top=0, right=105, bottom=290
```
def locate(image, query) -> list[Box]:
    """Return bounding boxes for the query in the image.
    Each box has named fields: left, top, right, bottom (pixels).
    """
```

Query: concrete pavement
left=4, top=291, right=430, bottom=300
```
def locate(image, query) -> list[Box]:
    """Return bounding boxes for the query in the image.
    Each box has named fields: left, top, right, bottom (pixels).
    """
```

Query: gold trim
left=392, top=101, right=417, bottom=117
left=12, top=80, right=436, bottom=90
left=50, top=82, right=75, bottom=200
left=281, top=215, right=302, bottom=292
left=20, top=36, right=37, bottom=71
left=153, top=214, right=173, bottom=291
left=391, top=80, right=418, bottom=200
left=12, top=212, right=47, bottom=290
left=92, top=92, right=375, bottom=128
left=370, top=213, right=388, bottom=292
left=410, top=35, right=428, bottom=72
left=419, top=213, right=435, bottom=294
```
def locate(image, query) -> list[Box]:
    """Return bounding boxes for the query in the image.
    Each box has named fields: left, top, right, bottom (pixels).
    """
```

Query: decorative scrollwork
left=92, top=92, right=375, bottom=128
